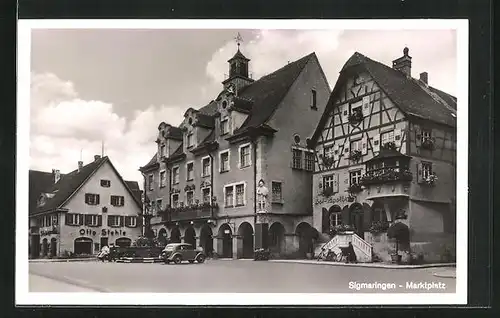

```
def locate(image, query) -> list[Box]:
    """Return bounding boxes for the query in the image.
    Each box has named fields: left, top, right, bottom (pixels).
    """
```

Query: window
left=156, top=199, right=163, bottom=210
left=292, top=149, right=303, bottom=169
left=87, top=214, right=99, bottom=226
left=350, top=139, right=362, bottom=152
left=350, top=100, right=362, bottom=114
left=85, top=193, right=100, bottom=205
left=186, top=162, right=194, bottom=180
left=100, top=180, right=111, bottom=187
left=127, top=216, right=137, bottom=227
left=202, top=157, right=211, bottom=177
left=110, top=195, right=125, bottom=207
left=220, top=151, right=230, bottom=172
left=324, top=145, right=334, bottom=158
left=108, top=215, right=121, bottom=227
left=311, top=89, right=317, bottom=108
left=148, top=174, right=154, bottom=191
left=225, top=186, right=234, bottom=207
left=187, top=133, right=194, bottom=148
left=171, top=194, right=179, bottom=208
left=160, top=144, right=166, bottom=157
left=45, top=215, right=52, bottom=227
left=66, top=213, right=81, bottom=226
left=323, top=175, right=335, bottom=189
left=172, top=167, right=180, bottom=184
left=271, top=181, right=283, bottom=203
left=421, top=129, right=432, bottom=143
left=235, top=184, right=245, bottom=206
left=422, top=162, right=433, bottom=179
left=330, top=212, right=342, bottom=227
left=186, top=191, right=194, bottom=206
left=305, top=152, right=315, bottom=171
left=350, top=170, right=362, bottom=185
left=220, top=118, right=229, bottom=135
left=202, top=188, right=211, bottom=203
left=239, top=144, right=251, bottom=168
left=160, top=171, right=166, bottom=188
left=381, top=130, right=395, bottom=146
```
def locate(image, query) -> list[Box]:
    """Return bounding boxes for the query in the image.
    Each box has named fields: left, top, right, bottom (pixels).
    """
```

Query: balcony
left=162, top=203, right=219, bottom=222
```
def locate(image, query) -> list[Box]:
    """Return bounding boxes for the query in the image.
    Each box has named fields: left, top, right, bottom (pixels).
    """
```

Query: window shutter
left=373, top=134, right=380, bottom=152
left=362, top=96, right=370, bottom=116
left=79, top=214, right=84, bottom=225
left=107, top=215, right=112, bottom=226
left=132, top=217, right=137, bottom=228
left=321, top=208, right=330, bottom=233
left=84, top=194, right=89, bottom=204
left=394, top=128, right=402, bottom=147
left=417, top=162, right=422, bottom=183
left=333, top=173, right=339, bottom=193
left=341, top=205, right=350, bottom=225
left=98, top=215, right=102, bottom=226
left=65, top=213, right=70, bottom=225
left=415, top=127, right=422, bottom=147
left=84, top=214, right=89, bottom=225
left=120, top=216, right=125, bottom=227
left=362, top=137, right=368, bottom=155
left=96, top=194, right=100, bottom=205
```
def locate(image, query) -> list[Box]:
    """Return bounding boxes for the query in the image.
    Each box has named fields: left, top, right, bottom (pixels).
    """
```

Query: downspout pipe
left=208, top=151, right=214, bottom=219
left=251, top=131, right=258, bottom=227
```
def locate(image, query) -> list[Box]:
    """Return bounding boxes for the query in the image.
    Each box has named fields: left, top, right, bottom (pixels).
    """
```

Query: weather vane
left=234, top=32, right=243, bottom=48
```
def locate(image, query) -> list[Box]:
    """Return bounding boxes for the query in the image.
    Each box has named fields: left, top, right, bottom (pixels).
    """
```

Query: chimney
left=94, top=155, right=101, bottom=162
left=419, top=72, right=428, bottom=84
left=392, top=47, right=412, bottom=78
left=52, top=169, right=61, bottom=183
left=78, top=161, right=83, bottom=172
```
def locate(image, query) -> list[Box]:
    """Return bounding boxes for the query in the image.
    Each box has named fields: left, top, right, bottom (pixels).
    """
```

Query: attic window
left=100, top=180, right=111, bottom=187
left=293, top=134, right=301, bottom=144
left=311, top=89, right=317, bottom=109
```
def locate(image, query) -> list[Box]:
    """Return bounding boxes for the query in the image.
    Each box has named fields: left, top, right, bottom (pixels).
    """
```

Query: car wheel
left=173, top=255, right=182, bottom=264
left=196, top=255, right=206, bottom=264
left=164, top=259, right=170, bottom=264
left=188, top=260, right=195, bottom=264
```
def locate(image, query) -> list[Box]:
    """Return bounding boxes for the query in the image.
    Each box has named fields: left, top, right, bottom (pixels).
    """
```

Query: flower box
left=422, top=174, right=438, bottom=186
left=368, top=221, right=390, bottom=235
left=322, top=186, right=334, bottom=197
left=319, top=154, right=334, bottom=168
left=382, top=141, right=397, bottom=150
left=421, top=138, right=435, bottom=150
left=349, top=150, right=362, bottom=162
left=348, top=111, right=363, bottom=125
left=348, top=183, right=362, bottom=194
left=359, top=168, right=413, bottom=186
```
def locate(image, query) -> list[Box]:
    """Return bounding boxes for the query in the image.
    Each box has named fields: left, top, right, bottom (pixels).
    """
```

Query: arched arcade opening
left=237, top=222, right=254, bottom=259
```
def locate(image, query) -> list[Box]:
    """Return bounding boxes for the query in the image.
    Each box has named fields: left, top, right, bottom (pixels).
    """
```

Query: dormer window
left=160, top=144, right=166, bottom=157
left=220, top=118, right=229, bottom=135
left=187, top=133, right=194, bottom=148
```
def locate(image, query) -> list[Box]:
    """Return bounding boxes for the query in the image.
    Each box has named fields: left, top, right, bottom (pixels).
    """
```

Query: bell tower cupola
left=222, top=33, right=254, bottom=93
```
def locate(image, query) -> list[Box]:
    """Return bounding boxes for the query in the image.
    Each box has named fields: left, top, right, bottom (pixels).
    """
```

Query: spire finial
left=234, top=32, right=243, bottom=48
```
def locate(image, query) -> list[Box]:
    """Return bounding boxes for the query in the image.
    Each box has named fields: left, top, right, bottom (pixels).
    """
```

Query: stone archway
left=200, top=224, right=214, bottom=257
left=268, top=222, right=286, bottom=256
left=50, top=237, right=57, bottom=257
left=170, top=226, right=181, bottom=243
left=158, top=228, right=168, bottom=246
left=350, top=203, right=365, bottom=238
left=74, top=237, right=93, bottom=255
left=295, top=222, right=315, bottom=259
left=217, top=223, right=233, bottom=258
left=41, top=238, right=48, bottom=257
left=237, top=222, right=254, bottom=259
left=184, top=226, right=196, bottom=248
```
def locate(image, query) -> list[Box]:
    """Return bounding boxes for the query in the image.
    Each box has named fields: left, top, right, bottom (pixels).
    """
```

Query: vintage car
left=160, top=243, right=206, bottom=264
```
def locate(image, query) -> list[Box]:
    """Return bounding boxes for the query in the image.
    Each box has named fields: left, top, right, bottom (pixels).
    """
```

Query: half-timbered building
left=310, top=48, right=456, bottom=263
left=139, top=46, right=331, bottom=259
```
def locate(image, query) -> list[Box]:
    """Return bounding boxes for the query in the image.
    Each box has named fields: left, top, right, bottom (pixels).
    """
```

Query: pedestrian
left=346, top=242, right=357, bottom=263
left=98, top=245, right=110, bottom=262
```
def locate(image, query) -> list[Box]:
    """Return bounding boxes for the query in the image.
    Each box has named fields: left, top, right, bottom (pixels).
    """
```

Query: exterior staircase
left=315, top=232, right=373, bottom=263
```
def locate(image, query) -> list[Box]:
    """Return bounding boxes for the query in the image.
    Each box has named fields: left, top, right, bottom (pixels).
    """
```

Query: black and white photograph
left=17, top=20, right=468, bottom=305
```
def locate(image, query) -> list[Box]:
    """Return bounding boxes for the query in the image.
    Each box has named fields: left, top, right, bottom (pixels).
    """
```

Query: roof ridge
left=257, top=52, right=315, bottom=81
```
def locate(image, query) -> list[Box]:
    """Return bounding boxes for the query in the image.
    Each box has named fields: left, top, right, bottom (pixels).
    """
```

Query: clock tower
left=222, top=33, right=254, bottom=93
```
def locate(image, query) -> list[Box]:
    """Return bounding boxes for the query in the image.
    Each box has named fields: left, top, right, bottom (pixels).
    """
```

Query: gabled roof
left=191, top=130, right=219, bottom=154
left=311, top=52, right=457, bottom=145
left=125, top=181, right=142, bottom=204
left=32, top=156, right=142, bottom=215
left=165, top=126, right=183, bottom=140
left=29, top=170, right=58, bottom=214
left=232, top=52, right=316, bottom=136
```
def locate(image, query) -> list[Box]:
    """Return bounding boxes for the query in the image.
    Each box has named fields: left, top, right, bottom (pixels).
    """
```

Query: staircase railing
left=317, top=236, right=338, bottom=259
left=352, top=233, right=372, bottom=257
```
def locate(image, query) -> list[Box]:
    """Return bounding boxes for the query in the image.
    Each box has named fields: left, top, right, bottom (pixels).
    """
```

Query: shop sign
left=40, top=227, right=58, bottom=236
left=314, top=194, right=352, bottom=206
left=77, top=228, right=128, bottom=237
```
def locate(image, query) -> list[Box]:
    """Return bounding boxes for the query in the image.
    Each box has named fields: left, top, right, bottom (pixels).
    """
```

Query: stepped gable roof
left=33, top=156, right=142, bottom=214
left=345, top=52, right=457, bottom=127
left=29, top=170, right=58, bottom=214
left=232, top=52, right=316, bottom=135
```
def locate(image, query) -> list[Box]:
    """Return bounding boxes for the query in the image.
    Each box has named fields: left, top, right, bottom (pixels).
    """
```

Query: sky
left=29, top=27, right=457, bottom=187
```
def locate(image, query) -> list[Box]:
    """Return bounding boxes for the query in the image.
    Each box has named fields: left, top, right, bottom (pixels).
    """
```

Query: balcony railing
left=161, top=203, right=218, bottom=222
left=360, top=166, right=412, bottom=186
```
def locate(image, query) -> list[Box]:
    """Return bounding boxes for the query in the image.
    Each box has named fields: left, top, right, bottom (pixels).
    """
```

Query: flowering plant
left=369, top=221, right=390, bottom=234
left=424, top=174, right=438, bottom=185
left=382, top=141, right=397, bottom=150
left=348, top=110, right=363, bottom=125
left=322, top=186, right=334, bottom=197
left=421, top=138, right=435, bottom=150
left=329, top=224, right=354, bottom=236
left=349, top=150, right=362, bottom=162
left=359, top=168, right=413, bottom=186
left=347, top=183, right=362, bottom=193
left=319, top=154, right=334, bottom=168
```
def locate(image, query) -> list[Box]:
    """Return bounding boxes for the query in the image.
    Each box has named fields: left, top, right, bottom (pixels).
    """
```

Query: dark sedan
left=160, top=243, right=206, bottom=264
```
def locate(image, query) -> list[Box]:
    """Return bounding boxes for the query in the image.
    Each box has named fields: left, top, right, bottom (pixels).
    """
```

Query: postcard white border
left=17, top=19, right=468, bottom=306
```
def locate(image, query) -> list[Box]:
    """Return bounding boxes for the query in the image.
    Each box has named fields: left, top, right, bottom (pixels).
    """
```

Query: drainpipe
left=208, top=152, right=214, bottom=219
left=141, top=172, right=147, bottom=237
left=251, top=132, right=258, bottom=227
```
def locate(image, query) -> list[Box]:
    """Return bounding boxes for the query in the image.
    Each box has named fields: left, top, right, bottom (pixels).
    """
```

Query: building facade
left=310, top=48, right=457, bottom=263
left=29, top=156, right=143, bottom=258
left=140, top=47, right=331, bottom=259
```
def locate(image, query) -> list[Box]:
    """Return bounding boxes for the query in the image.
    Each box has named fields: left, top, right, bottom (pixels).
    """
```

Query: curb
left=29, top=258, right=97, bottom=263
left=115, top=257, right=163, bottom=263
left=268, top=259, right=456, bottom=269
left=433, top=270, right=456, bottom=278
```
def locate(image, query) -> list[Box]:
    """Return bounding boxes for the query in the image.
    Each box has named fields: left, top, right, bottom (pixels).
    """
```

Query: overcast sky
left=29, top=28, right=457, bottom=187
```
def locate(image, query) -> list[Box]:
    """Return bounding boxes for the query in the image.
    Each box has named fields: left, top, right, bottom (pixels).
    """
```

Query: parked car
left=160, top=243, right=206, bottom=264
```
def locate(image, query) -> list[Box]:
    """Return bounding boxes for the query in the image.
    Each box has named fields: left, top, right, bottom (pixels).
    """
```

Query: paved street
left=29, top=260, right=455, bottom=293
